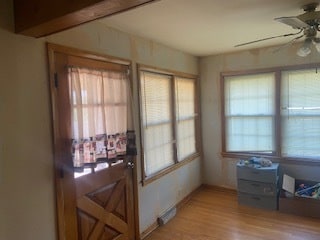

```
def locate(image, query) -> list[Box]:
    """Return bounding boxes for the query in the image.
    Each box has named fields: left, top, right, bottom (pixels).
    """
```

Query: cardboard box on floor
left=279, top=174, right=320, bottom=218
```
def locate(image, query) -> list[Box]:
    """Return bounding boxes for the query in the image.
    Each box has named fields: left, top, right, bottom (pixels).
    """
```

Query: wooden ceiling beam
left=13, top=0, right=159, bottom=38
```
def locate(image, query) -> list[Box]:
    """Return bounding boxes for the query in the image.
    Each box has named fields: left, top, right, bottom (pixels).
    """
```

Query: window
left=222, top=66, right=320, bottom=162
left=175, top=77, right=197, bottom=160
left=224, top=73, right=275, bottom=154
left=139, top=68, right=199, bottom=181
left=140, top=71, right=174, bottom=176
left=281, top=69, right=320, bottom=158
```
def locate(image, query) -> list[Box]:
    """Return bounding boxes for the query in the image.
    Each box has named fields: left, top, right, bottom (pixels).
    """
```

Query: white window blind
left=175, top=77, right=196, bottom=160
left=281, top=69, right=320, bottom=158
left=140, top=71, right=174, bottom=176
left=224, top=73, right=275, bottom=152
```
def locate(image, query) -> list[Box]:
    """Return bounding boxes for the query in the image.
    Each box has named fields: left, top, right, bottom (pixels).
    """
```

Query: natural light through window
left=281, top=69, right=320, bottom=158
left=139, top=68, right=199, bottom=180
left=222, top=66, right=320, bottom=162
left=224, top=73, right=275, bottom=153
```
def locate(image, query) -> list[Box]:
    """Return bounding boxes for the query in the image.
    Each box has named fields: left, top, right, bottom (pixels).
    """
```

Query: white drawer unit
left=237, top=162, right=279, bottom=210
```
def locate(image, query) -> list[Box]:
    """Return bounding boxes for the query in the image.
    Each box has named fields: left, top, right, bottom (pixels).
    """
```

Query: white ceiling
left=99, top=0, right=319, bottom=57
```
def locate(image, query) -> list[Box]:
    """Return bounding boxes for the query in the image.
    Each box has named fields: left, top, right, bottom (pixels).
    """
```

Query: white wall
left=1, top=1, right=201, bottom=239
left=200, top=45, right=320, bottom=189
left=1, top=1, right=56, bottom=240
left=138, top=157, right=202, bottom=233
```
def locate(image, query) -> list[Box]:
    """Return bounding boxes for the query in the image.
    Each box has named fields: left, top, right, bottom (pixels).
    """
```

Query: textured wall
left=0, top=2, right=55, bottom=240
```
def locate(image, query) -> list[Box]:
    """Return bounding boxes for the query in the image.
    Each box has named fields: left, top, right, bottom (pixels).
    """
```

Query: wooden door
left=48, top=44, right=137, bottom=240
left=75, top=158, right=134, bottom=240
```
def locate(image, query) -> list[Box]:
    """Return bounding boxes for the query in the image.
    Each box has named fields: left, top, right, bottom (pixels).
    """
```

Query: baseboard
left=140, top=221, right=159, bottom=240
left=140, top=184, right=203, bottom=239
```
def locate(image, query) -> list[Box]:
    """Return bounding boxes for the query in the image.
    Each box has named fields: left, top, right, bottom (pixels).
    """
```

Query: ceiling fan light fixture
left=297, top=38, right=312, bottom=57
left=236, top=4, right=320, bottom=55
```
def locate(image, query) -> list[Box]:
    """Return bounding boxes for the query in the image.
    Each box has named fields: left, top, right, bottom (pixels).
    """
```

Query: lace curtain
left=68, top=67, right=134, bottom=169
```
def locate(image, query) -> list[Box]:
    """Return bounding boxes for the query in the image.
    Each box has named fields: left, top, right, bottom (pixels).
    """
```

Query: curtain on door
left=68, top=66, right=135, bottom=171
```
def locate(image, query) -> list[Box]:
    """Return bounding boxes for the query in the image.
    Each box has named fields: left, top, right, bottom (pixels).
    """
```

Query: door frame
left=47, top=43, right=140, bottom=240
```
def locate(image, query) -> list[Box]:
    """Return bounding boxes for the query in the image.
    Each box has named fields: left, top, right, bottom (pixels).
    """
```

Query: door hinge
left=54, top=73, right=58, bottom=88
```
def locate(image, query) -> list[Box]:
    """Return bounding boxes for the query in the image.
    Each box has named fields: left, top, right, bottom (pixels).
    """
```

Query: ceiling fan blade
left=298, top=11, right=320, bottom=24
left=273, top=34, right=304, bottom=53
left=234, top=29, right=303, bottom=47
left=274, top=16, right=309, bottom=29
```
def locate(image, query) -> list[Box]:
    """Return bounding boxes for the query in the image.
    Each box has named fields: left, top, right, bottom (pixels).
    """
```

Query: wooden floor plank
left=145, top=186, right=320, bottom=240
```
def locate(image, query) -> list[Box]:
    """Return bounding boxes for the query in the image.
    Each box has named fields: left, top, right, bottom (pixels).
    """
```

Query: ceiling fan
left=235, top=2, right=320, bottom=57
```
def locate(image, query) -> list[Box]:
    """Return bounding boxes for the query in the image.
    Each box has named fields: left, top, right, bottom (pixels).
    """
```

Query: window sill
left=221, top=152, right=320, bottom=166
left=141, top=153, right=201, bottom=186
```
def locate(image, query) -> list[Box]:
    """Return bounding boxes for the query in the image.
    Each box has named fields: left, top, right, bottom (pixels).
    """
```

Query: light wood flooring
left=145, top=186, right=320, bottom=240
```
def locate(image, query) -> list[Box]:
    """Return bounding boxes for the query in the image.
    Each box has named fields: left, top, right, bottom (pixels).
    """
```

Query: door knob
left=127, top=162, right=135, bottom=169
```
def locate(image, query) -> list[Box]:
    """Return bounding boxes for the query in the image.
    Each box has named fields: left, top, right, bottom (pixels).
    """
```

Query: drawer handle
left=251, top=171, right=260, bottom=174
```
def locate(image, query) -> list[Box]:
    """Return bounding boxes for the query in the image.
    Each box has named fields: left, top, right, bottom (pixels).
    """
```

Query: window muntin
left=140, top=70, right=199, bottom=179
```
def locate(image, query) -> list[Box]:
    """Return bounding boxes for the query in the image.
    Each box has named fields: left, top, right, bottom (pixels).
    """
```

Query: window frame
left=221, top=63, right=320, bottom=166
left=223, top=72, right=277, bottom=155
left=138, top=65, right=201, bottom=185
